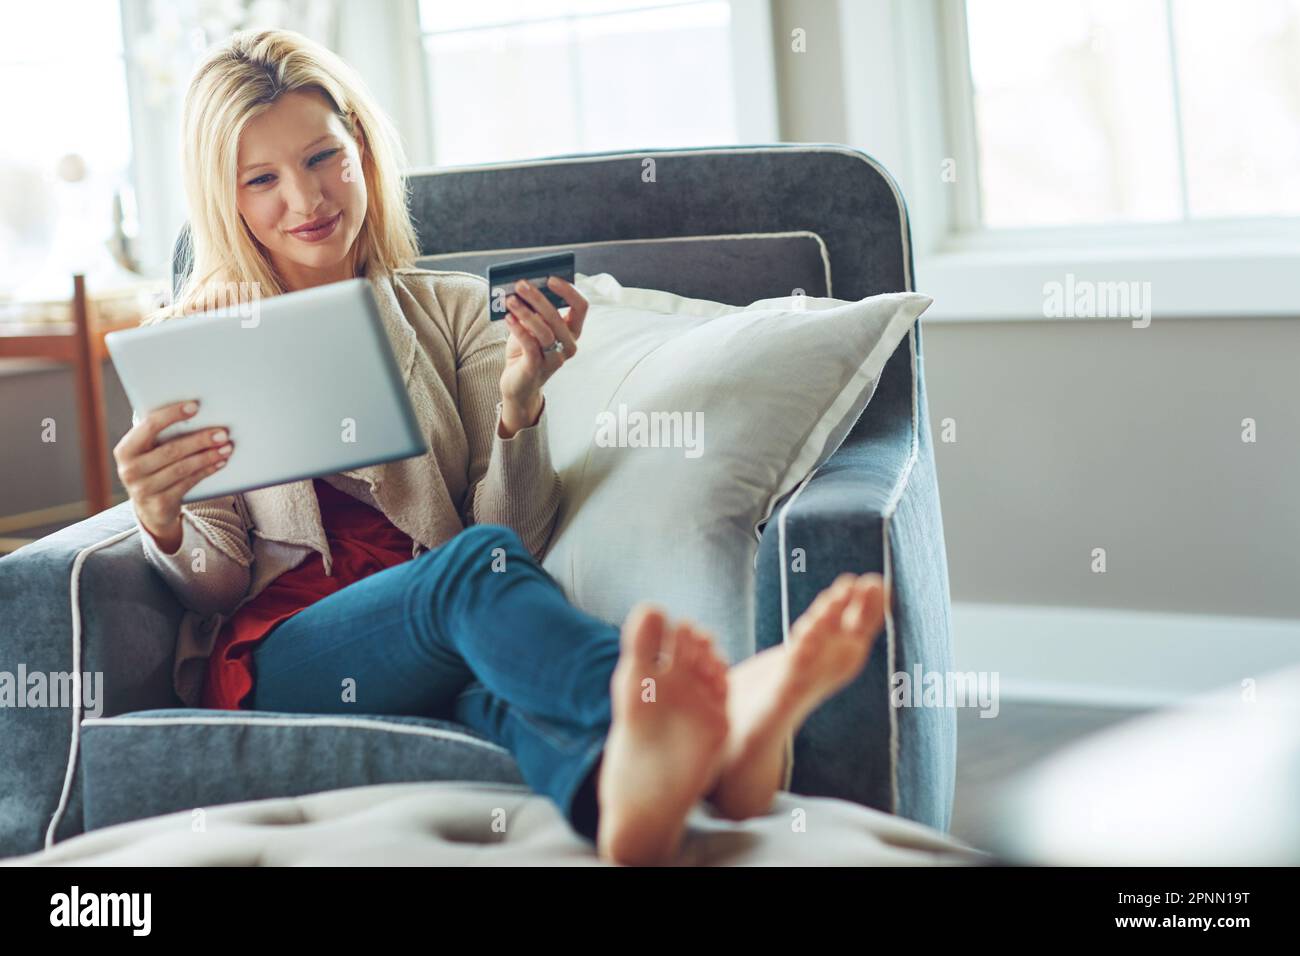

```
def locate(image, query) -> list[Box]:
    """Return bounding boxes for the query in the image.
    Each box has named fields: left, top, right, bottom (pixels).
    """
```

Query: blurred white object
left=0, top=163, right=57, bottom=294
left=988, top=664, right=1300, bottom=865
left=7, top=153, right=138, bottom=303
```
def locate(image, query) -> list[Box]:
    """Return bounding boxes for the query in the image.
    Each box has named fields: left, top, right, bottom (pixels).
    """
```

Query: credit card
left=486, top=251, right=576, bottom=320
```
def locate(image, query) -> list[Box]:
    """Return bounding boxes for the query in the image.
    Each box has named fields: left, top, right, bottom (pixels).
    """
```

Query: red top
left=201, top=477, right=417, bottom=710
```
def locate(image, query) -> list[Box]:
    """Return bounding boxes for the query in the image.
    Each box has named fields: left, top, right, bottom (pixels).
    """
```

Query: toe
left=793, top=582, right=856, bottom=643
left=688, top=636, right=712, bottom=676
left=813, top=588, right=856, bottom=630
left=840, top=593, right=867, bottom=634
left=692, top=636, right=723, bottom=679
left=828, top=588, right=857, bottom=617
left=822, top=578, right=858, bottom=610
left=685, top=627, right=711, bottom=668
left=842, top=582, right=885, bottom=637
left=624, top=603, right=668, bottom=666
left=708, top=666, right=728, bottom=694
left=831, top=575, right=859, bottom=602
left=656, top=616, right=680, bottom=666
left=856, top=572, right=884, bottom=596
left=669, top=623, right=696, bottom=669
left=853, top=573, right=885, bottom=606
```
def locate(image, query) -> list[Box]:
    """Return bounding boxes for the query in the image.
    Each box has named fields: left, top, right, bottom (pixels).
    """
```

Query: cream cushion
left=540, top=273, right=932, bottom=661
left=5, top=780, right=986, bottom=866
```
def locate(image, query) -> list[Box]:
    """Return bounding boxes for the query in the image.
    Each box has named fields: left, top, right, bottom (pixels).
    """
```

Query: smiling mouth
left=288, top=211, right=342, bottom=241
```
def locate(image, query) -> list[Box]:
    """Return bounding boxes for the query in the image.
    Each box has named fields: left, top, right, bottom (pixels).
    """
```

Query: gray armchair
left=0, top=144, right=955, bottom=858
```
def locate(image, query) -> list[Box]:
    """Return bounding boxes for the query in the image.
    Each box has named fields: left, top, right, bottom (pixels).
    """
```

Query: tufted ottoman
left=4, top=781, right=990, bottom=866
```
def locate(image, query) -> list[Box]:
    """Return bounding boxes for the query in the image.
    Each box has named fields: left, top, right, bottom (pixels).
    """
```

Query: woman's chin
left=277, top=242, right=353, bottom=278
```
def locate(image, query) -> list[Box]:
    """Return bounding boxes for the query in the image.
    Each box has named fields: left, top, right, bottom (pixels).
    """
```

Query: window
left=0, top=0, right=134, bottom=300
left=416, top=0, right=756, bottom=166
left=964, top=0, right=1300, bottom=228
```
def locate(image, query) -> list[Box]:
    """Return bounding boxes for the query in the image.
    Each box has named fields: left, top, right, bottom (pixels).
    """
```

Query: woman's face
left=235, top=89, right=367, bottom=291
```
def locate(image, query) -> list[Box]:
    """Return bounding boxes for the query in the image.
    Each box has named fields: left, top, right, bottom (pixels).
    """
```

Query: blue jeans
left=247, top=523, right=621, bottom=843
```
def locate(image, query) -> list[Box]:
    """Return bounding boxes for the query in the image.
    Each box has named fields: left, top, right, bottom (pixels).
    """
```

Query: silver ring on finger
left=544, top=339, right=566, bottom=355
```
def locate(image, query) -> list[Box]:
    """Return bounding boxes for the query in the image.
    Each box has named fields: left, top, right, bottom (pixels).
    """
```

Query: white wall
left=924, top=316, right=1300, bottom=619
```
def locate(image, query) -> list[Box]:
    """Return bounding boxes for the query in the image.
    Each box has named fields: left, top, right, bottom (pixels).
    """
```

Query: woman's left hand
left=498, top=276, right=587, bottom=430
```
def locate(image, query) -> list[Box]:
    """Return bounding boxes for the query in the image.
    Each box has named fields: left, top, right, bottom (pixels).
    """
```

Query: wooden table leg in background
left=70, top=273, right=110, bottom=517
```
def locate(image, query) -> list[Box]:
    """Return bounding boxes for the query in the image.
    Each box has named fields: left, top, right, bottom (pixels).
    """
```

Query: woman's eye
left=243, top=149, right=338, bottom=187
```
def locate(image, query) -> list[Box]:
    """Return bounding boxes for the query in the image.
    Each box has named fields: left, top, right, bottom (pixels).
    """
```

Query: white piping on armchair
left=878, top=325, right=920, bottom=818
left=80, top=714, right=513, bottom=755
left=45, top=526, right=141, bottom=850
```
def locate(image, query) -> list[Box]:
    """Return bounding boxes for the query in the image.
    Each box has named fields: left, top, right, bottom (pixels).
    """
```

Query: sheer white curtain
left=0, top=1, right=137, bottom=302
left=121, top=0, right=345, bottom=284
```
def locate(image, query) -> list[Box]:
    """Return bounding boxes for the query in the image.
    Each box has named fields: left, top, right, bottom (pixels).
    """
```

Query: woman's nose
left=283, top=169, right=325, bottom=217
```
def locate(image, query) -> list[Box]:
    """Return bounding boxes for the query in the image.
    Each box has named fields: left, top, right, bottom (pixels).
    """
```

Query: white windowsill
left=837, top=0, right=1300, bottom=324
left=917, top=236, right=1300, bottom=322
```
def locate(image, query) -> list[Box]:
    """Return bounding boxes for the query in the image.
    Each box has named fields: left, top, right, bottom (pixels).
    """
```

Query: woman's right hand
left=114, top=399, right=235, bottom=552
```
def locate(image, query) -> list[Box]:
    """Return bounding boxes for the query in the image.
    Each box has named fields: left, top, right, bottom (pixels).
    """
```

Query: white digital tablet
left=105, top=278, right=427, bottom=503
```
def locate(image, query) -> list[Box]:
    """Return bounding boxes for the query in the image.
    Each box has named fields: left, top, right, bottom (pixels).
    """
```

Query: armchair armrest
left=0, top=501, right=183, bottom=857
left=754, top=329, right=956, bottom=832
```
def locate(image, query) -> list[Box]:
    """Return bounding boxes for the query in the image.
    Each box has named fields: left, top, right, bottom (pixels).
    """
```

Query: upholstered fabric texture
left=5, top=780, right=989, bottom=867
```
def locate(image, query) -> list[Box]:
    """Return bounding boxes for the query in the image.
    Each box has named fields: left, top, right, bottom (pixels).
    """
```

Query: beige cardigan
left=134, top=267, right=561, bottom=707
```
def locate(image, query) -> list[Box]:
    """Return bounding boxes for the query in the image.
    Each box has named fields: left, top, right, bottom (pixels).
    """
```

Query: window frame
left=838, top=0, right=1300, bottom=321
left=412, top=0, right=778, bottom=167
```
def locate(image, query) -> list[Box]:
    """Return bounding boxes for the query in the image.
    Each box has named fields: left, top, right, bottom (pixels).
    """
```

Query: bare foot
left=705, top=573, right=886, bottom=820
left=595, top=603, right=731, bottom=865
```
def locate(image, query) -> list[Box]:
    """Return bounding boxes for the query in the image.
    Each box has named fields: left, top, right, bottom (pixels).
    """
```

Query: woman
left=113, top=29, right=886, bottom=866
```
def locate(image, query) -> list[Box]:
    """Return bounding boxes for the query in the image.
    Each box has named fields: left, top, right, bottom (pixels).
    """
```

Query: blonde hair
left=147, top=29, right=418, bottom=324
